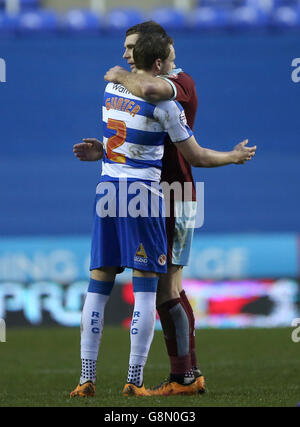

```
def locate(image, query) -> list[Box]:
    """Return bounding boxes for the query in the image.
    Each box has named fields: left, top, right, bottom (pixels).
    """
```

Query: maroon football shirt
left=161, top=71, right=198, bottom=201
left=160, top=71, right=198, bottom=263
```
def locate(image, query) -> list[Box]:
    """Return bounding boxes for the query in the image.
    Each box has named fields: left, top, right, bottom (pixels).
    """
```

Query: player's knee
left=155, top=267, right=183, bottom=306
left=91, top=267, right=117, bottom=282
left=156, top=282, right=180, bottom=306
left=133, top=269, right=158, bottom=278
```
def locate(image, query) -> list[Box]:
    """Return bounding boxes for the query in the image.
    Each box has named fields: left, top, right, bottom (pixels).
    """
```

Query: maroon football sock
left=157, top=298, right=192, bottom=376
left=180, top=289, right=198, bottom=369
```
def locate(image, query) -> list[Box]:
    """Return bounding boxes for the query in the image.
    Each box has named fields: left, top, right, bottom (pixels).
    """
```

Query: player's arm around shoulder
left=104, top=66, right=174, bottom=102
left=142, top=76, right=174, bottom=102
left=160, top=71, right=196, bottom=104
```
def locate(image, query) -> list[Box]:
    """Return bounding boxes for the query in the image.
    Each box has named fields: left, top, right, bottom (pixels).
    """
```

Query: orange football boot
left=122, top=383, right=151, bottom=396
left=195, top=375, right=206, bottom=394
left=69, top=381, right=96, bottom=397
left=148, top=375, right=206, bottom=396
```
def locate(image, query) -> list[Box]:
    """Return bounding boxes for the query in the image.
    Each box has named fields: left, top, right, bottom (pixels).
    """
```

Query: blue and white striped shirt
left=101, top=82, right=193, bottom=182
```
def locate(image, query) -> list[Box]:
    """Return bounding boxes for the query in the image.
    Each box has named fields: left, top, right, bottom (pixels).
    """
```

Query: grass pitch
left=0, top=326, right=299, bottom=407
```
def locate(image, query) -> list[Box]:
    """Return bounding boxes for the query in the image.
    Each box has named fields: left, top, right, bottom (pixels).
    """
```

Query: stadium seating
left=62, top=9, right=101, bottom=33
left=272, top=5, right=300, bottom=28
left=17, top=9, right=58, bottom=32
left=246, top=0, right=299, bottom=14
left=0, top=2, right=300, bottom=33
left=245, top=0, right=273, bottom=11
left=150, top=7, right=186, bottom=30
left=19, top=0, right=40, bottom=11
left=0, top=0, right=40, bottom=10
left=230, top=5, right=270, bottom=29
left=189, top=6, right=230, bottom=30
left=198, top=0, right=236, bottom=8
left=104, top=8, right=144, bottom=31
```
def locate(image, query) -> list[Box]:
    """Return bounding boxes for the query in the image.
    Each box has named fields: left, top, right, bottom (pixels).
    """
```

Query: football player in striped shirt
left=70, top=34, right=195, bottom=398
left=71, top=32, right=256, bottom=398
left=103, top=22, right=208, bottom=396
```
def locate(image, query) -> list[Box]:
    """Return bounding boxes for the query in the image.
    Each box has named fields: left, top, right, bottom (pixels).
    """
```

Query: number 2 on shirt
left=106, top=119, right=127, bottom=164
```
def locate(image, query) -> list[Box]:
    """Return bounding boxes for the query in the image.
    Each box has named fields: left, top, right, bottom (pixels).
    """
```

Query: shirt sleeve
left=154, top=100, right=194, bottom=143
left=156, top=76, right=177, bottom=101
left=164, top=72, right=195, bottom=104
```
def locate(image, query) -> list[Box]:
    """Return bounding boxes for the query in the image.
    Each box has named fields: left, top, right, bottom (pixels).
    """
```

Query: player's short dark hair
left=126, top=20, right=168, bottom=37
left=133, top=33, right=172, bottom=71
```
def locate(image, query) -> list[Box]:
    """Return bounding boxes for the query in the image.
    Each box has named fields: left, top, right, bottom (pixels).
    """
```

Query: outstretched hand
left=233, top=139, right=257, bottom=164
left=73, top=138, right=103, bottom=162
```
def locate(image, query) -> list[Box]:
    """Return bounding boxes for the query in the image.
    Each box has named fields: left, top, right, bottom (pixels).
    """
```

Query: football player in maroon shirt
left=104, top=21, right=204, bottom=396
left=74, top=21, right=255, bottom=396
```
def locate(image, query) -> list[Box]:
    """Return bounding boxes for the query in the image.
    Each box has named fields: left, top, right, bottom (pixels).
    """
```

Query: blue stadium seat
left=0, top=12, right=18, bottom=32
left=150, top=7, right=187, bottom=30
left=230, top=5, right=270, bottom=29
left=19, top=0, right=40, bottom=10
left=62, top=9, right=101, bottom=33
left=105, top=8, right=144, bottom=31
left=189, top=6, right=230, bottom=30
left=272, top=0, right=299, bottom=7
left=245, top=0, right=272, bottom=9
left=0, top=0, right=40, bottom=10
left=245, top=0, right=299, bottom=12
left=197, top=0, right=235, bottom=8
left=17, top=10, right=59, bottom=32
left=272, top=6, right=300, bottom=28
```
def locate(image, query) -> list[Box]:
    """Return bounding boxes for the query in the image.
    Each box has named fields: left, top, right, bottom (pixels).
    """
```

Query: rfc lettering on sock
left=131, top=311, right=141, bottom=335
left=91, top=311, right=100, bottom=333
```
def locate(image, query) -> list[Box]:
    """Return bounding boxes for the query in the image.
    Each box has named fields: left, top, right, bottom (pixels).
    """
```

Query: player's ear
left=154, top=58, right=162, bottom=72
